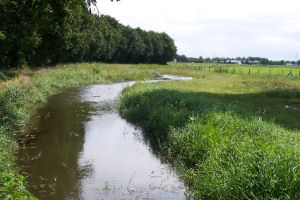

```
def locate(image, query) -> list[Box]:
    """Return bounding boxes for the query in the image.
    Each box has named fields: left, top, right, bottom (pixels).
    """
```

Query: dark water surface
left=18, top=76, right=191, bottom=200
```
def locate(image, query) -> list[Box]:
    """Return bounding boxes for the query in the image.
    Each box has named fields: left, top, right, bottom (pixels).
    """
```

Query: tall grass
left=171, top=112, right=299, bottom=199
left=0, top=63, right=156, bottom=199
left=118, top=84, right=300, bottom=199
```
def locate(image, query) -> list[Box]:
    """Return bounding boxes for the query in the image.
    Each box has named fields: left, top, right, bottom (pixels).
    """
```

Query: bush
left=0, top=72, right=8, bottom=81
left=0, top=173, right=37, bottom=200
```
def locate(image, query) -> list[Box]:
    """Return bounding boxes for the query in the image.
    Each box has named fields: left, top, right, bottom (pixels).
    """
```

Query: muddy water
left=18, top=75, right=191, bottom=200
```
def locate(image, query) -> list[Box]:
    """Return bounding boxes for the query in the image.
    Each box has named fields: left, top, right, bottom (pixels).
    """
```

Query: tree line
left=176, top=54, right=300, bottom=65
left=0, top=0, right=177, bottom=68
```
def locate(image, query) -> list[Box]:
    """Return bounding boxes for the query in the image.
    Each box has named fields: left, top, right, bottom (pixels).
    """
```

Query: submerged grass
left=0, top=63, right=157, bottom=199
left=118, top=71, right=300, bottom=199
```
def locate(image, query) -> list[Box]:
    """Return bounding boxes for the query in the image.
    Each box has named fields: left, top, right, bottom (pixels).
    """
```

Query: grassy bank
left=147, top=66, right=300, bottom=130
left=118, top=69, right=300, bottom=199
left=1, top=63, right=299, bottom=199
left=0, top=63, right=157, bottom=199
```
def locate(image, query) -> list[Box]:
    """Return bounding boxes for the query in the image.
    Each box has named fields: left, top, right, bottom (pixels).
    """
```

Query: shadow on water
left=18, top=77, right=189, bottom=200
left=18, top=88, right=96, bottom=199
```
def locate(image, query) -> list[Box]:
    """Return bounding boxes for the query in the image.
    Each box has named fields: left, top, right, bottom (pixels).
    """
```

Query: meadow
left=0, top=63, right=299, bottom=199
left=169, top=62, right=300, bottom=78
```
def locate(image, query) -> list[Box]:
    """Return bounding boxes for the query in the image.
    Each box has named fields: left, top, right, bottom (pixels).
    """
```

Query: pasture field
left=144, top=65, right=300, bottom=129
left=168, top=62, right=300, bottom=77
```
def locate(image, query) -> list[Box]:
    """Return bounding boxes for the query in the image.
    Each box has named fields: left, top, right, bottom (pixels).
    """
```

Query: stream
left=18, top=75, right=192, bottom=200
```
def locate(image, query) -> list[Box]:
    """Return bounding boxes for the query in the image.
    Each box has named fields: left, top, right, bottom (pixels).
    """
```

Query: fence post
left=209, top=66, right=211, bottom=71
left=258, top=68, right=260, bottom=75
left=249, top=68, right=251, bottom=75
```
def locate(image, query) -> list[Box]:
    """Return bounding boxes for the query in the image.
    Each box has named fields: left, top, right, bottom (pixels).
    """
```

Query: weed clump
left=0, top=173, right=37, bottom=200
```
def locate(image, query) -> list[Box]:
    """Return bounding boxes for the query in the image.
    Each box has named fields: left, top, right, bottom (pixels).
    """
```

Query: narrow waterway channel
left=18, top=75, right=192, bottom=200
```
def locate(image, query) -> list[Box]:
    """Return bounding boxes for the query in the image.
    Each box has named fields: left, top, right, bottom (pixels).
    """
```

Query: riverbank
left=118, top=69, right=300, bottom=199
left=1, top=63, right=299, bottom=199
left=0, top=63, right=157, bottom=199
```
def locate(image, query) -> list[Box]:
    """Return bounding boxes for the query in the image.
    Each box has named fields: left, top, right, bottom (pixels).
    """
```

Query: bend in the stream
left=18, top=75, right=192, bottom=200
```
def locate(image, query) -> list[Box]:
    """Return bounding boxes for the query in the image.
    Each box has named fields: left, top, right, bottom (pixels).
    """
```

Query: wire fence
left=179, top=65, right=300, bottom=79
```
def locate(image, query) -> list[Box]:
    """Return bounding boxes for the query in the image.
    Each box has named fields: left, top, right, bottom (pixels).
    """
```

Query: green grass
left=150, top=67, right=300, bottom=130
left=169, top=62, right=300, bottom=69
left=168, top=62, right=300, bottom=78
left=172, top=112, right=299, bottom=199
left=1, top=62, right=300, bottom=199
left=0, top=63, right=157, bottom=199
left=118, top=67, right=300, bottom=199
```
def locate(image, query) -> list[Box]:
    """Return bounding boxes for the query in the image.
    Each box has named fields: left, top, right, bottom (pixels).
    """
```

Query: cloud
left=98, top=0, right=300, bottom=60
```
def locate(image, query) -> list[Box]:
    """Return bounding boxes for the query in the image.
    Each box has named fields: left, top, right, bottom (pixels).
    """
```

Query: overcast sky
left=98, top=0, right=300, bottom=60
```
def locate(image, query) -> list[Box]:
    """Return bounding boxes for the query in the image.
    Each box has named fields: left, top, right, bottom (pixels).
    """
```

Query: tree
left=0, top=0, right=177, bottom=68
left=198, top=56, right=204, bottom=63
left=176, top=55, right=189, bottom=62
left=0, top=0, right=41, bottom=67
left=160, top=33, right=177, bottom=64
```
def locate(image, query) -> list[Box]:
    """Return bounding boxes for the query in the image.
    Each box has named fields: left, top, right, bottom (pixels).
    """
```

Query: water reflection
left=18, top=88, right=95, bottom=199
left=18, top=76, right=190, bottom=200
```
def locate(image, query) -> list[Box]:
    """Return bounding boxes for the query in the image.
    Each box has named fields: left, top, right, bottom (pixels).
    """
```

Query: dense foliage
left=0, top=173, right=37, bottom=199
left=0, top=0, right=176, bottom=68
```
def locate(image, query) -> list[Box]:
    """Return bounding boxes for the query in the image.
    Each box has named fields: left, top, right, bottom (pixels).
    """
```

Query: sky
left=98, top=0, right=300, bottom=61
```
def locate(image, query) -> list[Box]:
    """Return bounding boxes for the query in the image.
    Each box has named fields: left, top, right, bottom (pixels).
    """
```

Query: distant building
left=227, top=60, right=242, bottom=64
left=249, top=60, right=260, bottom=64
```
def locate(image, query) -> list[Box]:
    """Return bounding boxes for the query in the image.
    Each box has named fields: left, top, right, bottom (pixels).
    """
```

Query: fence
left=179, top=65, right=300, bottom=79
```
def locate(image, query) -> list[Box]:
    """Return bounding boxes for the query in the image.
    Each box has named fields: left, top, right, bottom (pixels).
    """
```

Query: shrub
left=0, top=173, right=37, bottom=200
